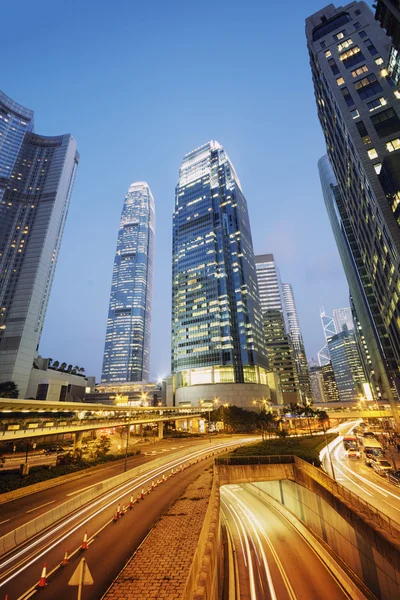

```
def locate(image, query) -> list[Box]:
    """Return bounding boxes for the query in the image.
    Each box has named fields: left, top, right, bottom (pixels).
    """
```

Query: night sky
left=2, top=0, right=374, bottom=381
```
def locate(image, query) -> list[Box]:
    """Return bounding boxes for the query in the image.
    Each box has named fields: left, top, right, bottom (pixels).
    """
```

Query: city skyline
left=1, top=0, right=359, bottom=382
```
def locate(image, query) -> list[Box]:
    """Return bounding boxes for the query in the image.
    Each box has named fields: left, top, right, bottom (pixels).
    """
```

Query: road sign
left=68, top=558, right=93, bottom=600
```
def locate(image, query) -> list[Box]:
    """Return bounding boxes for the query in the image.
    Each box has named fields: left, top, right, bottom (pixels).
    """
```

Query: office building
left=0, top=90, right=78, bottom=397
left=375, top=0, right=400, bottom=86
left=333, top=307, right=354, bottom=332
left=322, top=361, right=340, bottom=401
left=171, top=141, right=269, bottom=407
left=282, top=283, right=313, bottom=401
left=255, top=255, right=301, bottom=403
left=102, top=182, right=155, bottom=384
left=309, top=365, right=326, bottom=403
left=307, top=3, right=400, bottom=413
left=328, top=327, right=368, bottom=401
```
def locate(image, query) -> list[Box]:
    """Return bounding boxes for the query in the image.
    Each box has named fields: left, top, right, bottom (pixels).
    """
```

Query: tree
left=316, top=409, right=330, bottom=431
left=67, top=364, right=73, bottom=372
left=258, top=410, right=276, bottom=439
left=73, top=365, right=79, bottom=374
left=79, top=367, right=86, bottom=374
left=0, top=381, right=19, bottom=398
left=96, top=435, right=111, bottom=457
left=52, top=360, right=60, bottom=369
left=301, top=405, right=316, bottom=436
left=60, top=362, right=67, bottom=371
left=48, top=358, right=53, bottom=367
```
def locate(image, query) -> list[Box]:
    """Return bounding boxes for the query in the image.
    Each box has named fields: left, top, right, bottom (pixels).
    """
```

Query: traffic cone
left=81, top=531, right=88, bottom=550
left=61, top=550, right=69, bottom=566
left=151, top=480, right=155, bottom=490
left=170, top=469, right=174, bottom=477
left=129, top=495, right=134, bottom=509
left=113, top=510, right=119, bottom=523
left=147, top=486, right=151, bottom=495
left=141, top=488, right=145, bottom=500
left=37, top=562, right=47, bottom=588
left=180, top=464, right=183, bottom=472
left=162, top=473, right=166, bottom=482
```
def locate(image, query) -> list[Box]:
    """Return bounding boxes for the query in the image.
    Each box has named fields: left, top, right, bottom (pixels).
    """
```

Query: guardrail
left=216, top=455, right=295, bottom=466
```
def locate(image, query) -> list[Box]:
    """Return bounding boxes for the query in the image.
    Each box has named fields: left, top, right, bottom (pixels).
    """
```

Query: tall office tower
left=102, top=182, right=155, bottom=384
left=333, top=307, right=354, bottom=332
left=306, top=3, right=400, bottom=417
left=172, top=141, right=268, bottom=406
left=309, top=365, right=326, bottom=403
left=0, top=90, right=78, bottom=397
left=282, top=283, right=313, bottom=401
left=328, top=327, right=369, bottom=401
left=255, top=255, right=300, bottom=403
left=375, top=0, right=400, bottom=86
left=318, top=155, right=390, bottom=399
left=317, top=309, right=337, bottom=365
left=322, top=361, right=340, bottom=401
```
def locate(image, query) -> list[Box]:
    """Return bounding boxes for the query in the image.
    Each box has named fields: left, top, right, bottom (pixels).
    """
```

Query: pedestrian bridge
left=0, top=398, right=203, bottom=442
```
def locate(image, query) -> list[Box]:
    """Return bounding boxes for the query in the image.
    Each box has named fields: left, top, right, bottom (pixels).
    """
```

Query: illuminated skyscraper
left=0, top=90, right=79, bottom=397
left=172, top=141, right=268, bottom=393
left=306, top=2, right=400, bottom=413
left=327, top=327, right=368, bottom=401
left=333, top=307, right=354, bottom=332
left=102, top=182, right=155, bottom=383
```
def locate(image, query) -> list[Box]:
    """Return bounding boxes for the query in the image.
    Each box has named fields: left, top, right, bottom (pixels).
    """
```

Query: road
left=221, top=483, right=349, bottom=600
left=0, top=436, right=232, bottom=536
left=0, top=437, right=251, bottom=599
left=322, top=422, right=400, bottom=528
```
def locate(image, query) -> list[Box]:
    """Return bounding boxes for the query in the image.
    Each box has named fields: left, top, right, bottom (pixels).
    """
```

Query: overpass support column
left=74, top=431, right=83, bottom=450
left=191, top=419, right=200, bottom=433
left=158, top=422, right=164, bottom=440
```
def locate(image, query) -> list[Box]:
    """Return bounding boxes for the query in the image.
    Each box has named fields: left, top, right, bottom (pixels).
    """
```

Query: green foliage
left=0, top=381, right=19, bottom=398
left=226, top=434, right=337, bottom=467
left=96, top=434, right=111, bottom=457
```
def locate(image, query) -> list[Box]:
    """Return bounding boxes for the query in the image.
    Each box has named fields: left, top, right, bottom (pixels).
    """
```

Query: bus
left=362, top=438, right=383, bottom=465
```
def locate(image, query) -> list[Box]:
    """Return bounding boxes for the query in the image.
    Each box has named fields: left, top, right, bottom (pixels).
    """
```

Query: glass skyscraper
left=0, top=90, right=79, bottom=397
left=172, top=141, right=268, bottom=388
left=102, top=182, right=155, bottom=384
left=328, top=327, right=368, bottom=402
left=307, top=2, right=400, bottom=417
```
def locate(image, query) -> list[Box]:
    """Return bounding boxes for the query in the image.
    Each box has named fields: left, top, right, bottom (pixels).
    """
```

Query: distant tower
left=0, top=90, right=79, bottom=397
left=102, top=182, right=155, bottom=383
left=317, top=310, right=336, bottom=366
left=333, top=307, right=354, bottom=333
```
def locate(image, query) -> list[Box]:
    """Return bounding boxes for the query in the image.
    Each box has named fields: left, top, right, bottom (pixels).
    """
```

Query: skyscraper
left=375, top=0, right=400, bottom=87
left=282, top=283, right=313, bottom=401
left=306, top=3, right=400, bottom=416
left=102, top=182, right=155, bottom=384
left=328, top=327, right=368, bottom=401
left=0, top=90, right=78, bottom=397
left=255, top=255, right=301, bottom=403
left=333, top=307, right=354, bottom=332
left=171, top=141, right=268, bottom=405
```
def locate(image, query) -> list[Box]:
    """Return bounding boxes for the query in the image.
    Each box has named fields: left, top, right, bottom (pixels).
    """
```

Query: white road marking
left=0, top=519, right=10, bottom=525
left=66, top=483, right=99, bottom=497
left=26, top=500, right=55, bottom=514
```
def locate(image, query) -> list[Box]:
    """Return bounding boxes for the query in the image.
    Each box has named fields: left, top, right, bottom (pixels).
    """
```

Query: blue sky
left=3, top=0, right=373, bottom=381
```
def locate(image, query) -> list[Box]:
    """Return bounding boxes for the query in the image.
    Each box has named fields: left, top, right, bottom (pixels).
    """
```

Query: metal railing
left=215, top=455, right=295, bottom=466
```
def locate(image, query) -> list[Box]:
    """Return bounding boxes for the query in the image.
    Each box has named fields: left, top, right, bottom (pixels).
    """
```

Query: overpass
left=0, top=398, right=203, bottom=444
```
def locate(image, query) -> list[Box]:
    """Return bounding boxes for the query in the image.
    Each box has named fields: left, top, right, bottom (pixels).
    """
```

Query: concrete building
left=85, top=381, right=162, bottom=406
left=0, top=90, right=78, bottom=397
left=309, top=365, right=326, bottom=403
left=171, top=141, right=269, bottom=407
left=26, top=357, right=95, bottom=402
left=333, top=307, right=354, bottom=332
left=306, top=3, right=400, bottom=410
left=102, top=182, right=155, bottom=384
left=375, top=0, right=400, bottom=86
left=322, top=361, right=340, bottom=402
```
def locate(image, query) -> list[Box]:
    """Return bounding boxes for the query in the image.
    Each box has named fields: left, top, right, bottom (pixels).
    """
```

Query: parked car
left=386, top=470, right=400, bottom=486
left=371, top=459, right=393, bottom=476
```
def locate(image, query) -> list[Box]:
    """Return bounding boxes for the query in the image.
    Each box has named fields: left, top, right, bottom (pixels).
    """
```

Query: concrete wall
left=217, top=459, right=400, bottom=600
left=26, top=367, right=87, bottom=401
left=175, top=382, right=271, bottom=408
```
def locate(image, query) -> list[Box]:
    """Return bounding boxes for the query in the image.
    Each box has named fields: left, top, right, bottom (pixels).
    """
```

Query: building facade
left=0, top=90, right=79, bottom=397
left=171, top=141, right=268, bottom=404
left=255, top=255, right=301, bottom=403
left=333, top=307, right=354, bottom=332
left=309, top=365, right=326, bottom=403
left=328, top=327, right=368, bottom=401
left=306, top=3, right=400, bottom=413
left=322, top=361, right=340, bottom=401
left=102, top=182, right=155, bottom=384
left=282, top=282, right=313, bottom=401
left=375, top=0, right=400, bottom=87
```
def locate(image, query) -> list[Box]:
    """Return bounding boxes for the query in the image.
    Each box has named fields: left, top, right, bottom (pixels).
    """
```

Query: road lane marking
left=0, top=519, right=10, bottom=525
left=66, top=483, right=99, bottom=497
left=26, top=500, right=55, bottom=514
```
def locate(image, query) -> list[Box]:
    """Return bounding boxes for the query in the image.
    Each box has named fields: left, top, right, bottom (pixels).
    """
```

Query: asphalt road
left=323, top=423, right=400, bottom=528
left=0, top=437, right=252, bottom=599
left=221, top=484, right=349, bottom=600
left=0, top=436, right=228, bottom=536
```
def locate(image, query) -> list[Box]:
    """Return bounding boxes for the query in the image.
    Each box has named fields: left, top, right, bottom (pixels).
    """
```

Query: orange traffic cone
left=129, top=495, right=134, bottom=509
left=162, top=474, right=166, bottom=482
left=81, top=531, right=88, bottom=550
left=113, top=510, right=119, bottom=523
left=180, top=464, right=183, bottom=472
left=61, top=550, right=69, bottom=566
left=141, top=488, right=145, bottom=499
left=151, top=480, right=155, bottom=490
left=37, top=562, right=47, bottom=588
left=117, top=503, right=121, bottom=518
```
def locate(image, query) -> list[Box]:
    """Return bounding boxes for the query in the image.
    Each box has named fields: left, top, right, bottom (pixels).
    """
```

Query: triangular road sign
left=68, top=558, right=94, bottom=586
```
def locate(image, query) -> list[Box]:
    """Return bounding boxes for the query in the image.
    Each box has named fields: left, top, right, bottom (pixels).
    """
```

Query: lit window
left=368, top=148, right=378, bottom=159
left=351, top=64, right=368, bottom=78
left=325, top=49, right=332, bottom=58
left=374, top=163, right=382, bottom=174
left=334, top=31, right=346, bottom=41
left=375, top=57, right=384, bottom=66
left=380, top=68, right=389, bottom=77
left=367, top=97, right=387, bottom=111
left=338, top=39, right=353, bottom=52
left=350, top=108, right=360, bottom=119
left=394, top=90, right=400, bottom=99
left=336, top=76, right=345, bottom=86
left=386, top=138, right=400, bottom=152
